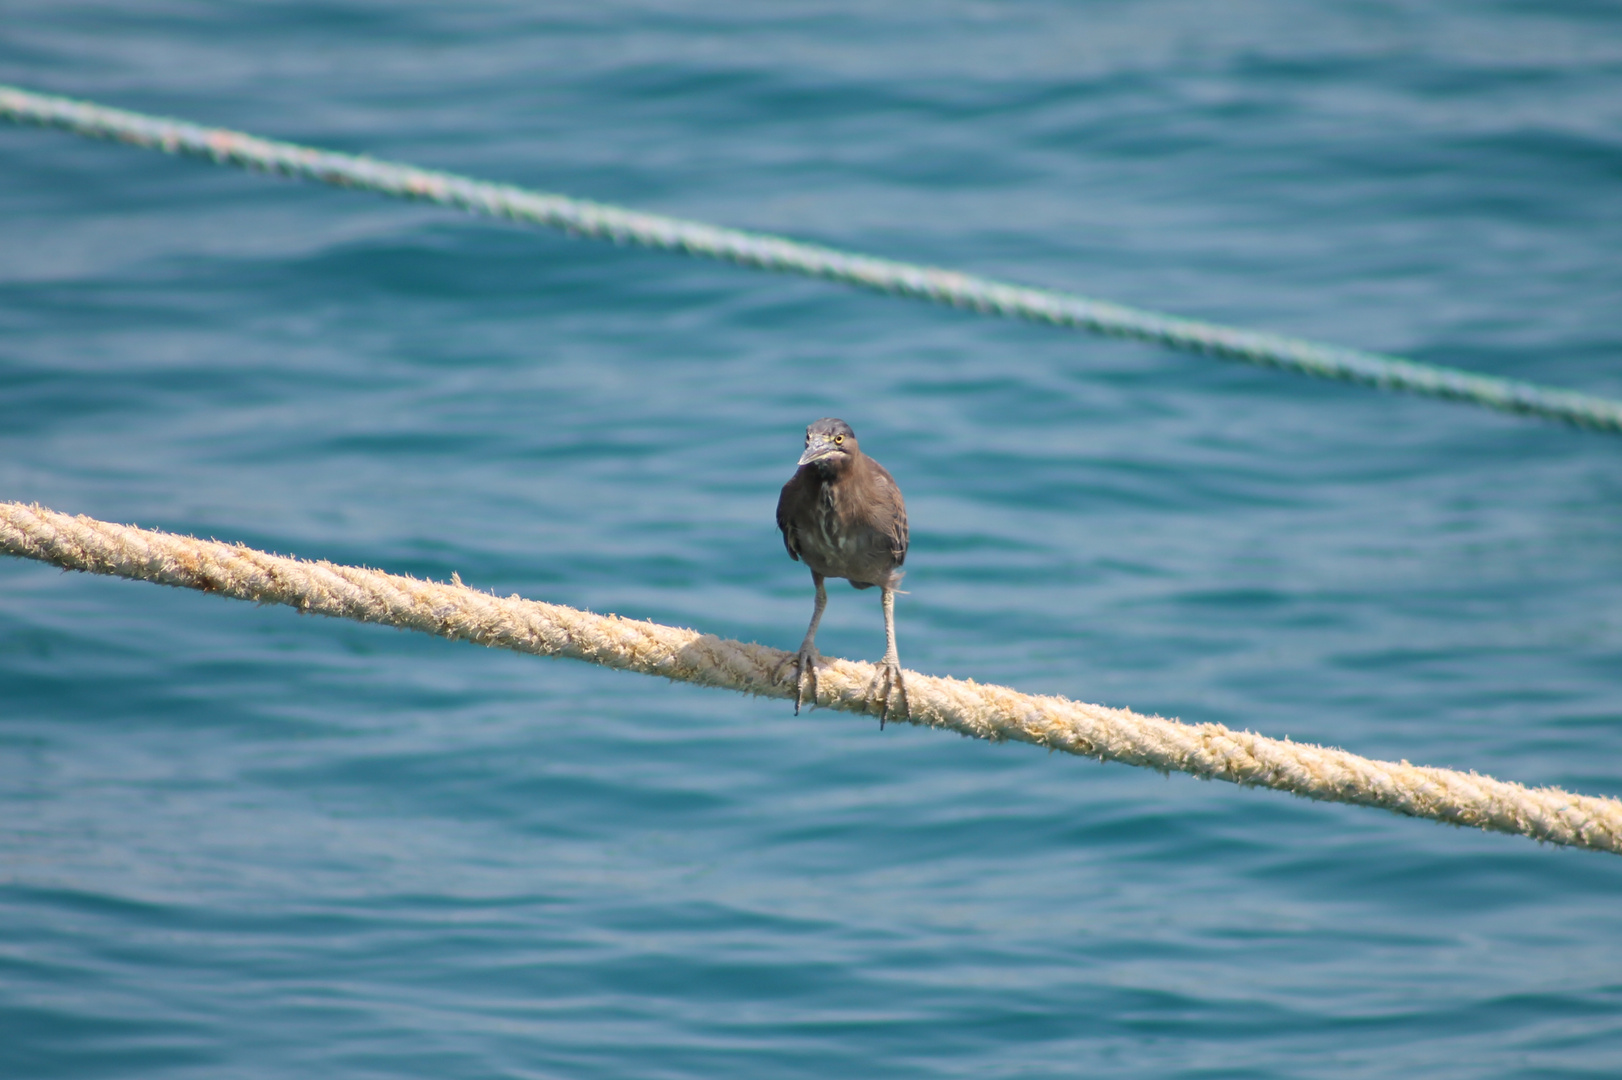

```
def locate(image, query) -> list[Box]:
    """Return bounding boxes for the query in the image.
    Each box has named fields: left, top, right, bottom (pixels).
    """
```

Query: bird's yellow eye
left=833, top=434, right=844, bottom=444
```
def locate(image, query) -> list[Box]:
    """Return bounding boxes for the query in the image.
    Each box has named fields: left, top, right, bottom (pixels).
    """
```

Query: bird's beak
left=798, top=437, right=839, bottom=466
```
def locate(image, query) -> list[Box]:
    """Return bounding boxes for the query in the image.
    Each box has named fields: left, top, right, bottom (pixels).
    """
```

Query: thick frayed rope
left=4, top=84, right=1621, bottom=433
left=3, top=500, right=1619, bottom=855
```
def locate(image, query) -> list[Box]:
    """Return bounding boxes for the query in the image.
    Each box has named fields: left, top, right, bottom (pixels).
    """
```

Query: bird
left=775, top=418, right=910, bottom=726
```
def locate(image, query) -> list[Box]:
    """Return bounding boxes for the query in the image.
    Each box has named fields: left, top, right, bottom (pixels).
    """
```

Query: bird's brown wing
left=891, top=498, right=909, bottom=566
left=868, top=460, right=909, bottom=567
left=776, top=471, right=806, bottom=562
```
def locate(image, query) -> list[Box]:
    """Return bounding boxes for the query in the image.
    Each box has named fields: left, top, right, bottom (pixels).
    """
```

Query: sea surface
left=2, top=3, right=1621, bottom=1076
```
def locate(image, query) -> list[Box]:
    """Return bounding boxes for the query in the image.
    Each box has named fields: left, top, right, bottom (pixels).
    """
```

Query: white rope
left=3, top=500, right=1617, bottom=856
left=4, top=83, right=1622, bottom=432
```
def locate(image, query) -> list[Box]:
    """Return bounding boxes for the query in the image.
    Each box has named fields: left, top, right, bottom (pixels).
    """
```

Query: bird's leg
left=873, top=586, right=908, bottom=728
left=787, top=573, right=827, bottom=715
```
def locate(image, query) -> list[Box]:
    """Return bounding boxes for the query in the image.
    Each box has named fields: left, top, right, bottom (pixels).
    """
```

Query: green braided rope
left=5, top=84, right=1619, bottom=432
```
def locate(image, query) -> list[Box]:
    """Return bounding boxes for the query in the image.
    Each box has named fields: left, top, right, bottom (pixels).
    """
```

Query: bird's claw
left=785, top=645, right=820, bottom=715
left=871, top=658, right=908, bottom=729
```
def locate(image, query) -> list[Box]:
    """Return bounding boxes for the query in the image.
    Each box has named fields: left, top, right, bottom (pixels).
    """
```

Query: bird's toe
left=872, top=659, right=908, bottom=729
left=786, top=645, right=821, bottom=715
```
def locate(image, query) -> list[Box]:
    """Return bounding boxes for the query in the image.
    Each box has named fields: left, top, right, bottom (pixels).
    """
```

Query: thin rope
left=4, top=84, right=1620, bottom=433
left=3, top=500, right=1617, bottom=855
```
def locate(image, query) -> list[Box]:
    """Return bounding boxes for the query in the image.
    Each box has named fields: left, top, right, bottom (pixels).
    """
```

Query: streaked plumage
left=776, top=418, right=909, bottom=724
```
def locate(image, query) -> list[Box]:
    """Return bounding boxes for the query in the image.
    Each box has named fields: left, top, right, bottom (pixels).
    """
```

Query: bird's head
left=797, top=417, right=859, bottom=472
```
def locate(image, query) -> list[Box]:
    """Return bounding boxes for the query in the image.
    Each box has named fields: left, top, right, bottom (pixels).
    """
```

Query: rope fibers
left=4, top=83, right=1621, bottom=433
left=3, top=500, right=1618, bottom=856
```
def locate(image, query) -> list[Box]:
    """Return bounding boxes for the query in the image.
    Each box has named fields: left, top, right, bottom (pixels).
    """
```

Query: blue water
left=3, top=2, right=1621, bottom=1076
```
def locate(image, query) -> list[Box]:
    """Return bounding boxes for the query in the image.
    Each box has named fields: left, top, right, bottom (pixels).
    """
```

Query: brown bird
left=776, top=418, right=909, bottom=725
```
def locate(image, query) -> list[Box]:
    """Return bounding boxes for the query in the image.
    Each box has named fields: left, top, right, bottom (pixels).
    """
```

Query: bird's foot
left=782, top=644, right=821, bottom=715
left=870, top=657, right=908, bottom=729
